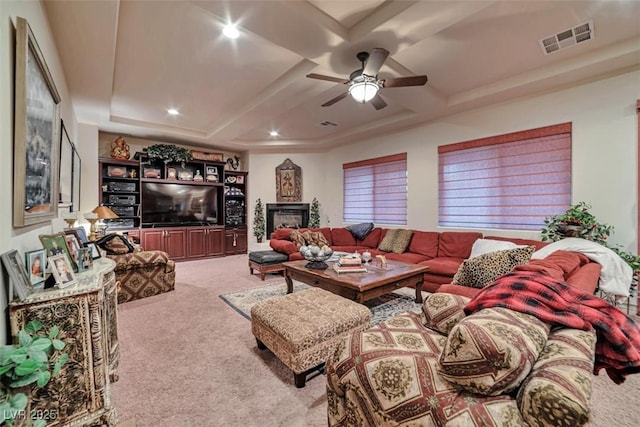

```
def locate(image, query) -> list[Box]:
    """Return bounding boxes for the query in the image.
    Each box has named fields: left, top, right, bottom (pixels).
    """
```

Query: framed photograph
left=167, top=167, right=177, bottom=180
left=64, top=234, right=81, bottom=271
left=68, top=227, right=89, bottom=245
left=77, top=248, right=93, bottom=272
left=178, top=169, right=194, bottom=181
left=25, top=249, right=46, bottom=286
left=49, top=254, right=77, bottom=289
left=236, top=175, right=244, bottom=184
left=107, top=166, right=127, bottom=177
left=13, top=17, right=62, bottom=227
left=1, top=250, right=32, bottom=301
left=275, top=158, right=302, bottom=202
left=87, top=242, right=102, bottom=260
left=143, top=167, right=161, bottom=178
left=39, top=232, right=77, bottom=272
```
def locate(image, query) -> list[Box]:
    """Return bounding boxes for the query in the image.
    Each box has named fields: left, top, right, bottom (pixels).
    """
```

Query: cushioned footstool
left=250, top=287, right=371, bottom=388
left=248, top=250, right=289, bottom=281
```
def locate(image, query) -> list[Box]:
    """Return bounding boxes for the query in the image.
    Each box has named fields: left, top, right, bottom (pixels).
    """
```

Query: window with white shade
left=343, top=153, right=407, bottom=225
left=438, top=123, right=571, bottom=230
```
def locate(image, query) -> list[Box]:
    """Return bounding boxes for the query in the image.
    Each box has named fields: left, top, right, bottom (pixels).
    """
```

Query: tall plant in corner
left=253, top=198, right=265, bottom=243
left=308, top=197, right=321, bottom=228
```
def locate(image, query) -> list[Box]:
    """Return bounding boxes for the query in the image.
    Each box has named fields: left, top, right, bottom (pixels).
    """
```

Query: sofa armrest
left=269, top=239, right=298, bottom=255
left=565, top=261, right=601, bottom=294
left=109, top=250, right=171, bottom=272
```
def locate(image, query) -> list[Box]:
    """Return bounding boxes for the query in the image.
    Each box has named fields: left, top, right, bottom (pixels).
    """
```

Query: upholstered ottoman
left=248, top=250, right=289, bottom=280
left=250, top=287, right=371, bottom=387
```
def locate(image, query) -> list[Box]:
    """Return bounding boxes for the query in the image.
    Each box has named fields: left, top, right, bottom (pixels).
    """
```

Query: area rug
left=220, top=282, right=423, bottom=325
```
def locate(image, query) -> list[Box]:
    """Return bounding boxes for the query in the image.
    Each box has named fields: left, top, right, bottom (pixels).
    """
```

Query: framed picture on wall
left=13, top=17, right=62, bottom=227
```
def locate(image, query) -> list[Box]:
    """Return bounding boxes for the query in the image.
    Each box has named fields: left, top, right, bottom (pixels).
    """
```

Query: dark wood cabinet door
left=225, top=227, right=247, bottom=255
left=187, top=228, right=207, bottom=258
left=206, top=227, right=225, bottom=256
left=141, top=229, right=165, bottom=252
left=235, top=228, right=247, bottom=253
left=165, top=228, right=187, bottom=260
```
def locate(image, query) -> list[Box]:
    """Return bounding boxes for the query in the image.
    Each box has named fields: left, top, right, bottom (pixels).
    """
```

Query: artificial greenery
left=308, top=197, right=321, bottom=228
left=0, top=321, right=68, bottom=427
left=541, top=202, right=640, bottom=289
left=143, top=144, right=193, bottom=166
left=253, top=198, right=265, bottom=242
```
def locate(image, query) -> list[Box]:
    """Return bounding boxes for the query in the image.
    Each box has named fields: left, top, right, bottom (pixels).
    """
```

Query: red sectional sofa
left=268, top=227, right=602, bottom=295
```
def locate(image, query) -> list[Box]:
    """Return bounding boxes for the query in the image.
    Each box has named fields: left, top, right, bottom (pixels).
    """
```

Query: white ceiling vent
left=316, top=120, right=339, bottom=128
left=539, top=20, right=594, bottom=55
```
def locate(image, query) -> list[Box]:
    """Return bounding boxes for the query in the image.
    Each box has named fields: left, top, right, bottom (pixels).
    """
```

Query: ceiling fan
left=306, top=48, right=428, bottom=110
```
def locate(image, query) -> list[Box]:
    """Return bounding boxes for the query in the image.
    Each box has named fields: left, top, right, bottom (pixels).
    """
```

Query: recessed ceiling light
left=269, top=130, right=279, bottom=137
left=167, top=108, right=179, bottom=115
left=223, top=24, right=240, bottom=39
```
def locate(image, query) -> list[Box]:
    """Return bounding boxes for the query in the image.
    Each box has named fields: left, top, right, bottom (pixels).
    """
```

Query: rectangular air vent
left=539, top=20, right=594, bottom=55
left=316, top=121, right=338, bottom=127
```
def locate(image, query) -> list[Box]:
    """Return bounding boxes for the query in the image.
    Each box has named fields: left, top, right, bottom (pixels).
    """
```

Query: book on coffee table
left=333, top=264, right=367, bottom=274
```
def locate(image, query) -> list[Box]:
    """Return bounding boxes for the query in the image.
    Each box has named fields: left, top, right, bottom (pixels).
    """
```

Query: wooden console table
left=9, top=258, right=119, bottom=426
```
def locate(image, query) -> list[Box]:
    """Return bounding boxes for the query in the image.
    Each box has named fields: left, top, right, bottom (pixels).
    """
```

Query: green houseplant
left=253, top=198, right=265, bottom=243
left=0, top=321, right=68, bottom=427
left=143, top=144, right=193, bottom=166
left=308, top=197, right=321, bottom=228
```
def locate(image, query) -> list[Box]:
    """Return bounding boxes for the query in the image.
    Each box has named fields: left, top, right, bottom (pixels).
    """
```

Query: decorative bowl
left=299, top=245, right=333, bottom=269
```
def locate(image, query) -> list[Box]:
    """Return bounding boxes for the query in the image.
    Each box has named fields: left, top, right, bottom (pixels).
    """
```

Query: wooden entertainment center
left=99, top=154, right=247, bottom=260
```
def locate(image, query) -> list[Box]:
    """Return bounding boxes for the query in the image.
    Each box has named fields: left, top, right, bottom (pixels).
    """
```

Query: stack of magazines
left=333, top=255, right=367, bottom=274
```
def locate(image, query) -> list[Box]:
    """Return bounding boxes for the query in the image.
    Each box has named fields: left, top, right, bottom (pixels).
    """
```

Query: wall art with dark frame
left=275, top=158, right=302, bottom=203
left=59, top=120, right=81, bottom=212
left=13, top=17, right=62, bottom=227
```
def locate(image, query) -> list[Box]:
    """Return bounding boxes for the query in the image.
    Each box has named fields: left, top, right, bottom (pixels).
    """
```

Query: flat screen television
left=141, top=182, right=219, bottom=227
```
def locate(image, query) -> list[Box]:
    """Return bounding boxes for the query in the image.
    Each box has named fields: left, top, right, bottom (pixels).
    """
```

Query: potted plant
left=253, top=198, right=265, bottom=243
left=0, top=321, right=68, bottom=427
left=309, top=197, right=321, bottom=228
left=143, top=144, right=193, bottom=166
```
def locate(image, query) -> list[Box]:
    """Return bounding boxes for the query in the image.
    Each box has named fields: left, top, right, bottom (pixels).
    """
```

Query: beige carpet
left=112, top=255, right=640, bottom=426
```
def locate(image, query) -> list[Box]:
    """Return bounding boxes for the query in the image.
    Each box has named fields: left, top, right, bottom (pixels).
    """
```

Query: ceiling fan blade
left=306, top=73, right=348, bottom=84
left=362, top=48, right=389, bottom=77
left=321, top=92, right=349, bottom=107
left=382, top=75, right=428, bottom=88
left=370, top=94, right=387, bottom=110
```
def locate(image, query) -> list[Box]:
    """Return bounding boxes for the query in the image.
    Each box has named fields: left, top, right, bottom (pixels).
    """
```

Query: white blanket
left=531, top=237, right=633, bottom=297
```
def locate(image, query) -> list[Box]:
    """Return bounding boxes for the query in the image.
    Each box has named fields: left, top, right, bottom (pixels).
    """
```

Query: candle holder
left=86, top=218, right=99, bottom=241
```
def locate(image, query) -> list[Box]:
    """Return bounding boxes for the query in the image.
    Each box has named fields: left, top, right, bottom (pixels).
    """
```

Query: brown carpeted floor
left=112, top=255, right=640, bottom=427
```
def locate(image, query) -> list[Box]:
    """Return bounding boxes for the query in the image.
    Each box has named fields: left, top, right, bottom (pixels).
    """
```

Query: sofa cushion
left=377, top=229, right=414, bottom=254
left=423, top=293, right=470, bottom=335
left=452, top=246, right=536, bottom=289
left=271, top=228, right=294, bottom=240
left=420, top=257, right=465, bottom=276
left=438, top=307, right=550, bottom=396
left=484, top=235, right=548, bottom=251
left=383, top=252, right=430, bottom=264
left=301, top=230, right=329, bottom=248
left=331, top=228, right=357, bottom=246
left=469, top=238, right=520, bottom=258
left=269, top=239, right=298, bottom=255
left=357, top=227, right=382, bottom=248
left=517, top=328, right=596, bottom=427
left=346, top=222, right=374, bottom=240
left=407, top=231, right=439, bottom=258
left=437, top=232, right=483, bottom=258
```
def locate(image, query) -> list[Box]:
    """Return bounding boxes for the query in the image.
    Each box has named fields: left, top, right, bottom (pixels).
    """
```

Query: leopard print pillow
left=301, top=230, right=329, bottom=248
left=289, top=230, right=307, bottom=249
left=452, top=246, right=535, bottom=289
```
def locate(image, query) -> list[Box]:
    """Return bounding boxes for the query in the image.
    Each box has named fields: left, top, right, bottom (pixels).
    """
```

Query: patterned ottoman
left=251, top=287, right=371, bottom=388
left=248, top=250, right=289, bottom=281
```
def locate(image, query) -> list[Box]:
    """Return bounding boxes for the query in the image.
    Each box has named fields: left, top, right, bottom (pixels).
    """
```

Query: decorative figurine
left=110, top=136, right=130, bottom=160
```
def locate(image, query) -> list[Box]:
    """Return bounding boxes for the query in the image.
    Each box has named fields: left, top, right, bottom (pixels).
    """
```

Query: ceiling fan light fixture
left=349, top=79, right=379, bottom=103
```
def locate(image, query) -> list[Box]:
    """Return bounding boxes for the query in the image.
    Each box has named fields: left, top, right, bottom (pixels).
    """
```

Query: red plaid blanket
left=464, top=270, right=640, bottom=384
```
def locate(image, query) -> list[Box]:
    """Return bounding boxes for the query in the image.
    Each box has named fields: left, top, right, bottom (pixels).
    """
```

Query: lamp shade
left=92, top=206, right=119, bottom=219
left=349, top=80, right=379, bottom=103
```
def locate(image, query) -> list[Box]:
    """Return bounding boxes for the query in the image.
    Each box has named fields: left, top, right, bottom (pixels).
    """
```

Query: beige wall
left=0, top=1, right=78, bottom=342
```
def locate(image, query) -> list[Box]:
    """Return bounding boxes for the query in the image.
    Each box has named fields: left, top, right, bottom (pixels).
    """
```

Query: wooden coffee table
left=283, top=260, right=428, bottom=304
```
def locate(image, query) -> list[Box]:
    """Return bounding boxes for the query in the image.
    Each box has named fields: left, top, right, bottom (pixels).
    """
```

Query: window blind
left=343, top=153, right=407, bottom=225
left=438, top=124, right=571, bottom=230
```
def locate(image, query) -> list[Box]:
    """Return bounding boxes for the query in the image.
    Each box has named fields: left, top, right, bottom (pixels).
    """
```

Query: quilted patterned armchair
left=108, top=250, right=176, bottom=303
left=326, top=293, right=597, bottom=427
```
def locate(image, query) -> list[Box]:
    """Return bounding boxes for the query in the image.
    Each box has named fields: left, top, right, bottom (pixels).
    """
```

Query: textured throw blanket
left=465, top=270, right=640, bottom=384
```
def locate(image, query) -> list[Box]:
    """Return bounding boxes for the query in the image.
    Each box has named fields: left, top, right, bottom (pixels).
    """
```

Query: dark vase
left=557, top=223, right=583, bottom=237
left=257, top=236, right=263, bottom=243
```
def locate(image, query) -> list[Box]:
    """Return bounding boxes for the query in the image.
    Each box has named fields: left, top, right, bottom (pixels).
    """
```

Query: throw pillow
left=468, top=238, right=518, bottom=258
left=346, top=222, right=374, bottom=241
left=301, top=230, right=329, bottom=248
left=437, top=307, right=550, bottom=396
left=452, top=245, right=535, bottom=289
left=422, top=293, right=470, bottom=335
left=289, top=230, right=307, bottom=249
left=377, top=229, right=414, bottom=254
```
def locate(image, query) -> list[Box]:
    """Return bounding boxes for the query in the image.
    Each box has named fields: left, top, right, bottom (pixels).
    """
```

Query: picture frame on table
left=48, top=254, right=77, bottom=289
left=77, top=247, right=93, bottom=272
left=39, top=232, right=78, bottom=273
left=64, top=234, right=81, bottom=272
left=1, top=250, right=33, bottom=301
left=25, top=248, right=46, bottom=286
left=67, top=227, right=89, bottom=245
left=86, top=242, right=102, bottom=260
left=13, top=17, right=62, bottom=228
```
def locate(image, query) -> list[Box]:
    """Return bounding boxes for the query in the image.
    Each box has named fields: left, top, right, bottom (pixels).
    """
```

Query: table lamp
left=87, top=206, right=119, bottom=241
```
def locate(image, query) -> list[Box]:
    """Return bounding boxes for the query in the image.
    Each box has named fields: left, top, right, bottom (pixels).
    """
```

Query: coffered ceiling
left=44, top=0, right=640, bottom=153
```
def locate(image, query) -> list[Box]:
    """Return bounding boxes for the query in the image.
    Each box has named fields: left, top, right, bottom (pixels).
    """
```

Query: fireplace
left=267, top=203, right=309, bottom=236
